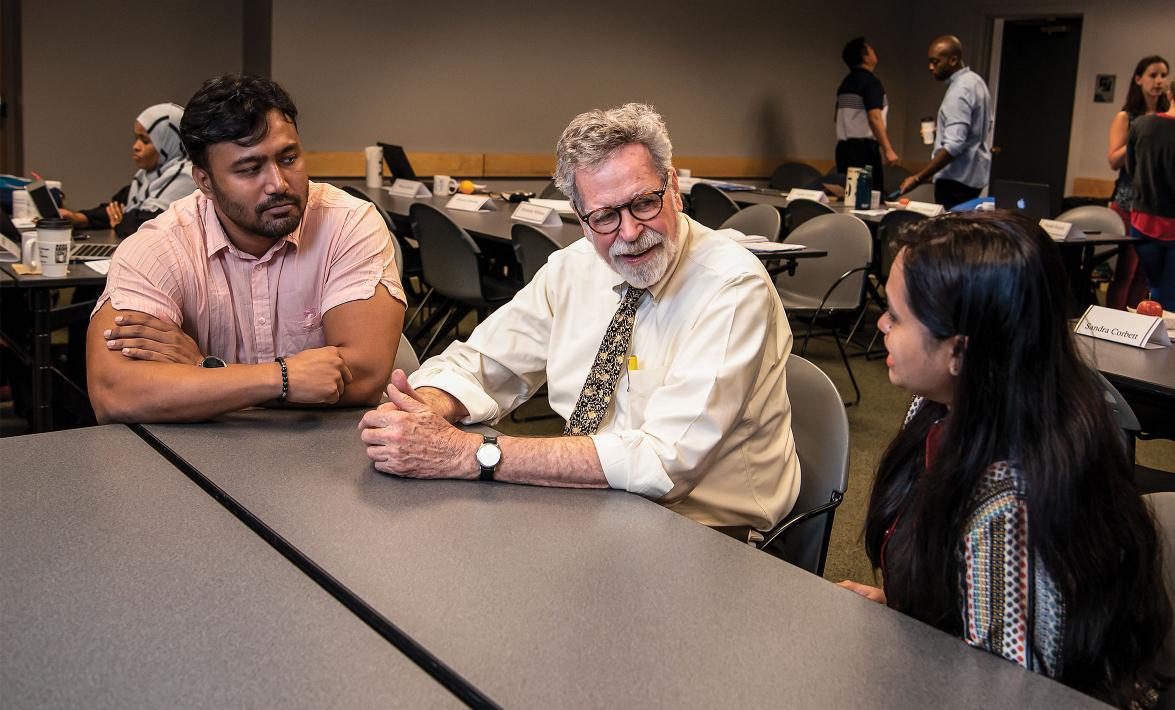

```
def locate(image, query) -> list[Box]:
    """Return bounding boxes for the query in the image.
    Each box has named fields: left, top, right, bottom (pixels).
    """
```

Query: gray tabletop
left=145, top=409, right=1101, bottom=708
left=1076, top=332, right=1175, bottom=398
left=0, top=425, right=456, bottom=709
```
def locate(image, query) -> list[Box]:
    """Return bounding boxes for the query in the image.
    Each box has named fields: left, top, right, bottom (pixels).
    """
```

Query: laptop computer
left=25, top=179, right=62, bottom=219
left=377, top=143, right=418, bottom=181
left=989, top=180, right=1052, bottom=221
left=0, top=203, right=118, bottom=262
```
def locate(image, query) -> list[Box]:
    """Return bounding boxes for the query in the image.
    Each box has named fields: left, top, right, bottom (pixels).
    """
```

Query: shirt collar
left=946, top=66, right=971, bottom=86
left=608, top=211, right=692, bottom=302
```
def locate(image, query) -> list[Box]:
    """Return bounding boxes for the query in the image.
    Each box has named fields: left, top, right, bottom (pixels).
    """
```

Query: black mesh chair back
left=876, top=210, right=927, bottom=281
left=784, top=198, right=834, bottom=233
left=769, top=162, right=822, bottom=191
left=511, top=223, right=562, bottom=285
left=690, top=182, right=740, bottom=228
left=409, top=202, right=487, bottom=305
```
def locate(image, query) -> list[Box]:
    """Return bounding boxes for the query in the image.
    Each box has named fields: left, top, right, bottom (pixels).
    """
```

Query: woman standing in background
left=1106, top=55, right=1168, bottom=309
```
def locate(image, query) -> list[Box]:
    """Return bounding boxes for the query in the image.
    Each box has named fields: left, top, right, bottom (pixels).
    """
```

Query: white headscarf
left=125, top=102, right=196, bottom=212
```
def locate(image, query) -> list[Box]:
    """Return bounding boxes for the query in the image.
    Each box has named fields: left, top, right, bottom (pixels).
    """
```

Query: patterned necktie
left=564, top=286, right=647, bottom=436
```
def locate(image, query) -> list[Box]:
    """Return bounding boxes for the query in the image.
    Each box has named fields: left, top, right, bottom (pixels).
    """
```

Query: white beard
left=602, top=226, right=678, bottom=288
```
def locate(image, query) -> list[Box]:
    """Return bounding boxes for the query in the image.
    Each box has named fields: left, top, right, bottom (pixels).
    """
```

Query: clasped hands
left=104, top=312, right=351, bottom=404
left=358, top=369, right=481, bottom=479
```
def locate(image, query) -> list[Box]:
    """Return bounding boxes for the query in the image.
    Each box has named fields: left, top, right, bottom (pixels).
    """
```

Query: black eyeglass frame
left=575, top=177, right=671, bottom=235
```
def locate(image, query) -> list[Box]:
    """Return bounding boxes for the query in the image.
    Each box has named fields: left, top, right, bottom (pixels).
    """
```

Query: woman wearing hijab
left=58, top=102, right=195, bottom=238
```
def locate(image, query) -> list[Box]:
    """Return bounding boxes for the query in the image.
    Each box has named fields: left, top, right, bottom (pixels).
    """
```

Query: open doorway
left=0, top=0, right=22, bottom=175
left=988, top=15, right=1082, bottom=216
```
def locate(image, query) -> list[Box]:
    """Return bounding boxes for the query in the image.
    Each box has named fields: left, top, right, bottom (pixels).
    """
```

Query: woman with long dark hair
left=1107, top=55, right=1168, bottom=309
left=839, top=211, right=1170, bottom=706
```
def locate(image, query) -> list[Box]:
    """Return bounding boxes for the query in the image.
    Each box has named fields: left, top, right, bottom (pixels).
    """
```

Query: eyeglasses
left=576, top=181, right=669, bottom=235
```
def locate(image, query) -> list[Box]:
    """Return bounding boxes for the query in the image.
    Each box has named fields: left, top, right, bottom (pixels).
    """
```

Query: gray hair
left=554, top=103, right=674, bottom=211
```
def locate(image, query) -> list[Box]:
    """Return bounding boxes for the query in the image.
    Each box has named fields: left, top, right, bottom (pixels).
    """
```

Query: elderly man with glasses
left=358, top=103, right=799, bottom=540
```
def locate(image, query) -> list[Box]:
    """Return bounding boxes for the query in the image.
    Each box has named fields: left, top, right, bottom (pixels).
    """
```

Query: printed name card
left=387, top=179, right=432, bottom=198
left=446, top=194, right=495, bottom=212
left=511, top=202, right=561, bottom=226
left=1039, top=219, right=1082, bottom=241
left=904, top=201, right=945, bottom=217
left=785, top=188, right=829, bottom=204
left=1074, top=305, right=1170, bottom=349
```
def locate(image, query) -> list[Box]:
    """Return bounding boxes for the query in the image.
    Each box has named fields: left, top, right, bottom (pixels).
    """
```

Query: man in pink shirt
left=87, top=75, right=406, bottom=423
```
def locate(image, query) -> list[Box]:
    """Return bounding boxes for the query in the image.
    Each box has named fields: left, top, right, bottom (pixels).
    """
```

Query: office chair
left=769, top=162, right=822, bottom=192
left=758, top=355, right=849, bottom=576
left=511, top=223, right=562, bottom=285
left=719, top=204, right=782, bottom=242
left=783, top=197, right=834, bottom=234
left=409, top=203, right=516, bottom=358
left=777, top=213, right=873, bottom=405
left=689, top=183, right=740, bottom=228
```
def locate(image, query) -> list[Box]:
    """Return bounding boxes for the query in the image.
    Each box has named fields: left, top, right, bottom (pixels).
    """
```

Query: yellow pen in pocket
left=628, top=355, right=639, bottom=371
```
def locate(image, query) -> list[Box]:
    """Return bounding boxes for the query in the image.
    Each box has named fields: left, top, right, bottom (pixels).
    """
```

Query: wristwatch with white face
left=476, top=436, right=501, bottom=481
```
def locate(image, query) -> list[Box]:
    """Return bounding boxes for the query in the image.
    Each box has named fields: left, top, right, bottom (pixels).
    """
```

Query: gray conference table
left=142, top=408, right=1101, bottom=708
left=0, top=425, right=457, bottom=708
left=1076, top=331, right=1175, bottom=441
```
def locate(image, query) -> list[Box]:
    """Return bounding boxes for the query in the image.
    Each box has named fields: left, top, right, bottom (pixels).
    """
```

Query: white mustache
left=610, top=228, right=664, bottom=257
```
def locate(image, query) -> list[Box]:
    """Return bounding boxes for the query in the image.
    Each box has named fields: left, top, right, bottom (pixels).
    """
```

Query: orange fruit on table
left=459, top=179, right=476, bottom=194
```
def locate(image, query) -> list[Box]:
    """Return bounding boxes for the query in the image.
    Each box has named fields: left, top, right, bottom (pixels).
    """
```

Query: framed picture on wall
left=1094, top=74, right=1115, bottom=103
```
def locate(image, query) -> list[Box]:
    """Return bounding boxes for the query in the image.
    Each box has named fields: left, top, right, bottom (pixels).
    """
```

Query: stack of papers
left=728, top=232, right=805, bottom=253
left=679, top=177, right=756, bottom=193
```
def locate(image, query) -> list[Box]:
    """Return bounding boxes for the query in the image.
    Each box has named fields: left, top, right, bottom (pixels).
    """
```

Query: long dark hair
left=863, top=211, right=1170, bottom=705
left=1121, top=55, right=1169, bottom=117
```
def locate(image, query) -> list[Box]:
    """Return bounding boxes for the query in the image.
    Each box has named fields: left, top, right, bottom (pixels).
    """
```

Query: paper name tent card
left=904, top=201, right=944, bottom=217
left=446, top=194, right=495, bottom=212
left=512, top=202, right=562, bottom=227
left=785, top=188, right=829, bottom=204
left=1074, top=305, right=1170, bottom=349
left=1039, top=218, right=1083, bottom=242
left=386, top=179, right=431, bottom=198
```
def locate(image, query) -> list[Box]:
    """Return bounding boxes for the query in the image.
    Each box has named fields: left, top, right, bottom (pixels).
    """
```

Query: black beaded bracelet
left=275, top=356, right=289, bottom=401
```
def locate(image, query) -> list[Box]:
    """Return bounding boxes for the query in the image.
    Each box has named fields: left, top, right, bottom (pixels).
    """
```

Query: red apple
left=1136, top=300, right=1164, bottom=317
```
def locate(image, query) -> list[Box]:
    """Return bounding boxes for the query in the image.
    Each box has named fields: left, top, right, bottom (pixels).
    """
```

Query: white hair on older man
left=554, top=103, right=674, bottom=212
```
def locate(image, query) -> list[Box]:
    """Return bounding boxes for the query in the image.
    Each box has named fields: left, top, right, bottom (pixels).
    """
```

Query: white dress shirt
left=409, top=213, right=800, bottom=531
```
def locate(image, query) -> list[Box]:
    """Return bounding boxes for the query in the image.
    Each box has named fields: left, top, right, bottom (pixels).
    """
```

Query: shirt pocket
left=623, top=366, right=667, bottom=429
left=280, top=305, right=326, bottom=355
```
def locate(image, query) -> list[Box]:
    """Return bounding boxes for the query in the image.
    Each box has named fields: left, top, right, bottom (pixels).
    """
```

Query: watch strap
left=479, top=435, right=498, bottom=481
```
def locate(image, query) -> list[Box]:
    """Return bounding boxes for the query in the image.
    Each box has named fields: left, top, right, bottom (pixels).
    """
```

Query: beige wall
left=22, top=0, right=242, bottom=207
left=21, top=1, right=1167, bottom=202
left=900, top=0, right=1174, bottom=194
left=271, top=0, right=912, bottom=170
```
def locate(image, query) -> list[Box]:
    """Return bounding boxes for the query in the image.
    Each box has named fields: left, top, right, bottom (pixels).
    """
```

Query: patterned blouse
left=902, top=397, right=1066, bottom=675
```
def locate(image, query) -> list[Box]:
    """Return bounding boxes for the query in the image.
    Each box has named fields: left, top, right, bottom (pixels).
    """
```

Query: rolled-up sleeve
left=939, top=88, right=976, bottom=156
left=408, top=266, right=555, bottom=424
left=590, top=273, right=780, bottom=501
left=322, top=204, right=405, bottom=313
left=91, top=227, right=183, bottom=324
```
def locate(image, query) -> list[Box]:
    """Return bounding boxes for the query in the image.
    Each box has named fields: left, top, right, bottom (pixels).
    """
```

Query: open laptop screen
left=25, top=179, right=62, bottom=219
left=377, top=143, right=418, bottom=181
left=989, top=180, right=1051, bottom=222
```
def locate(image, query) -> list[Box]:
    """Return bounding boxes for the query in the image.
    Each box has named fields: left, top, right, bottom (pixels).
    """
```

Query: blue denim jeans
left=1132, top=226, right=1175, bottom=310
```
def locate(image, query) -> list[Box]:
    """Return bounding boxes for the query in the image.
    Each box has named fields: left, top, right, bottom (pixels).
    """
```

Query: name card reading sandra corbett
left=1075, top=305, right=1170, bottom=349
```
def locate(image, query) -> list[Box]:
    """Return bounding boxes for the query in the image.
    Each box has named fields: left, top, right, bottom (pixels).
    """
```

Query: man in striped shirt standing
left=834, top=37, right=900, bottom=191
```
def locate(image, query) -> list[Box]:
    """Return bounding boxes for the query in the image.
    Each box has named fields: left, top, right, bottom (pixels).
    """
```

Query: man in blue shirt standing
left=898, top=36, right=993, bottom=208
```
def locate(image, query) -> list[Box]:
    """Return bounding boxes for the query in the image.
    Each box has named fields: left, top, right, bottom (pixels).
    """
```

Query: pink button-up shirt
left=93, top=181, right=405, bottom=364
